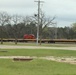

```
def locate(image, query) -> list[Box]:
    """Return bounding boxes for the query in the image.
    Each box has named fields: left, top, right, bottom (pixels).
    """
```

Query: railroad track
left=0, top=39, right=76, bottom=43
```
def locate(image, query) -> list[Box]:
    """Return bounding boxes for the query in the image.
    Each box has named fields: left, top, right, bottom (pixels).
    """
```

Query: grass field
left=0, top=43, right=76, bottom=75
left=0, top=59, right=76, bottom=75
left=0, top=49, right=76, bottom=57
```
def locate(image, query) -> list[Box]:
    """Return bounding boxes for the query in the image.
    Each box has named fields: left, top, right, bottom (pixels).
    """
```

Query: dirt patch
left=0, top=50, right=8, bottom=52
left=0, top=56, right=76, bottom=64
left=13, top=58, right=33, bottom=61
left=40, top=56, right=76, bottom=64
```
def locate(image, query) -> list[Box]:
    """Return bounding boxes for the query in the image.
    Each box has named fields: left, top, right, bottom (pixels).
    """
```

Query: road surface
left=0, top=45, right=76, bottom=50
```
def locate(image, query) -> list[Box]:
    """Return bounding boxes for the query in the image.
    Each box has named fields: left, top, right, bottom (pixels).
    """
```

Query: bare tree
left=11, top=14, right=22, bottom=44
left=0, top=12, right=11, bottom=44
left=22, top=16, right=36, bottom=34
left=33, top=11, right=55, bottom=45
left=22, top=16, right=32, bottom=26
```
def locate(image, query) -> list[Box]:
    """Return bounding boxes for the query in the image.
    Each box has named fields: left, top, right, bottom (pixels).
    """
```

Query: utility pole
left=35, top=0, right=44, bottom=45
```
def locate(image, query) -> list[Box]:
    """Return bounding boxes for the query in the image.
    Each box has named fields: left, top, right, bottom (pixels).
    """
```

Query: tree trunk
left=1, top=25, right=3, bottom=44
left=15, top=38, right=17, bottom=44
left=1, top=38, right=3, bottom=44
left=40, top=36, right=42, bottom=45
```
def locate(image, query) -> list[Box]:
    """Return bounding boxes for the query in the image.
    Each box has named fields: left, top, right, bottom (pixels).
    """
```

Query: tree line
left=0, top=11, right=76, bottom=44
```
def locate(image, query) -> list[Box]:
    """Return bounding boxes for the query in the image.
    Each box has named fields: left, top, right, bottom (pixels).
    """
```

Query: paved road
left=0, top=45, right=76, bottom=50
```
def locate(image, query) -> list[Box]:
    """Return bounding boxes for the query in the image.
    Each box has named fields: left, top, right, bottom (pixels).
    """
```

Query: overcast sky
left=0, top=0, right=76, bottom=27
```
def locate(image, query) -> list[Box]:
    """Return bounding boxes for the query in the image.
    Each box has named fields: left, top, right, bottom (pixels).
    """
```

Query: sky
left=0, top=0, right=76, bottom=27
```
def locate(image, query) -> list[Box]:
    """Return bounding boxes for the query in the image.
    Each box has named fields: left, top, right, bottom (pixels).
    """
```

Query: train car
left=23, top=34, right=35, bottom=39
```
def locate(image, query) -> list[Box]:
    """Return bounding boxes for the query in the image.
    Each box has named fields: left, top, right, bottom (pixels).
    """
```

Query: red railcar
left=23, top=34, right=35, bottom=39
